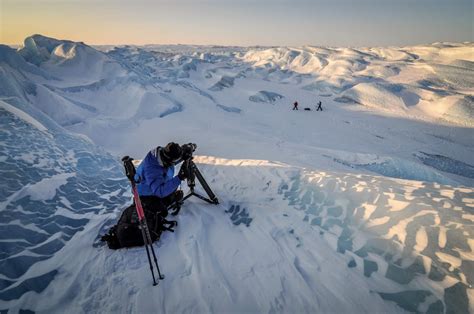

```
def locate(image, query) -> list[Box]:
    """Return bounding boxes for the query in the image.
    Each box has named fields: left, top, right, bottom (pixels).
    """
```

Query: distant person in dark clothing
left=316, top=101, right=323, bottom=111
left=293, top=101, right=299, bottom=110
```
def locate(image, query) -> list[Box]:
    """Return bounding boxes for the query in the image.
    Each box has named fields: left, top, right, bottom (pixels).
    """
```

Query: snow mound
left=368, top=47, right=417, bottom=62
left=339, top=82, right=409, bottom=113
left=30, top=84, right=97, bottom=126
left=0, top=100, right=47, bottom=131
left=416, top=95, right=474, bottom=127
left=438, top=95, right=474, bottom=127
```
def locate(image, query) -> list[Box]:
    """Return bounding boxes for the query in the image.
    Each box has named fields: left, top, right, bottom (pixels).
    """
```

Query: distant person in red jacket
left=293, top=101, right=299, bottom=110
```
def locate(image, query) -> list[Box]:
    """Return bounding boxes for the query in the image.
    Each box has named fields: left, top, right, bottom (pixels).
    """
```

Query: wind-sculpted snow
left=415, top=152, right=474, bottom=179
left=278, top=168, right=473, bottom=313
left=1, top=146, right=472, bottom=313
left=225, top=204, right=253, bottom=226
left=215, top=104, right=241, bottom=113
left=0, top=107, right=129, bottom=304
left=158, top=101, right=183, bottom=118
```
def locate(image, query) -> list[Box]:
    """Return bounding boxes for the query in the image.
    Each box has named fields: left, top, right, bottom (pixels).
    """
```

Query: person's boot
left=169, top=190, right=184, bottom=215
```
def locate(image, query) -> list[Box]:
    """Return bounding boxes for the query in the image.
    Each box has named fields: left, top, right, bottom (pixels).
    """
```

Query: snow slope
left=0, top=100, right=129, bottom=305
left=0, top=35, right=473, bottom=313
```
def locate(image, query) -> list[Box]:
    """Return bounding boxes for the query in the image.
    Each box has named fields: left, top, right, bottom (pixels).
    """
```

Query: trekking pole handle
left=122, top=156, right=136, bottom=182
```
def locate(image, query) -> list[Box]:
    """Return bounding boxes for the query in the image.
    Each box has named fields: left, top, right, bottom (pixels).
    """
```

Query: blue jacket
left=135, top=148, right=181, bottom=198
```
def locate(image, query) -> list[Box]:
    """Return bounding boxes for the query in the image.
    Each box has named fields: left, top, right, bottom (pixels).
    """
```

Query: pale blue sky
left=1, top=0, right=473, bottom=46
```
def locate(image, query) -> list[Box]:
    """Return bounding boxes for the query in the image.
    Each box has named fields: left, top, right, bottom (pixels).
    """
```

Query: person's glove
left=178, top=161, right=189, bottom=180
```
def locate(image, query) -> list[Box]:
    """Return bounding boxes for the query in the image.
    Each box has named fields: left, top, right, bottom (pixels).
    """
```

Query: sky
left=1, top=0, right=472, bottom=47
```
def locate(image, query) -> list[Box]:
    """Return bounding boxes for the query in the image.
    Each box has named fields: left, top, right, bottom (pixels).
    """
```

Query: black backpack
left=101, top=204, right=177, bottom=250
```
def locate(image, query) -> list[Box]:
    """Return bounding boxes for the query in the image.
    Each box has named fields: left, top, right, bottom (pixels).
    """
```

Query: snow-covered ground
left=0, top=35, right=473, bottom=313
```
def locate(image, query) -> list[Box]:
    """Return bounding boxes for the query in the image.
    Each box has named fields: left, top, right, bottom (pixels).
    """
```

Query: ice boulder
left=0, top=44, right=50, bottom=78
left=209, top=75, right=235, bottom=91
left=17, top=34, right=126, bottom=85
left=249, top=91, right=284, bottom=103
left=18, top=34, right=70, bottom=65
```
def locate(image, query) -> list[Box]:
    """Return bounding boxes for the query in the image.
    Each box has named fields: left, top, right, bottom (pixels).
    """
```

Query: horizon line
left=3, top=34, right=472, bottom=50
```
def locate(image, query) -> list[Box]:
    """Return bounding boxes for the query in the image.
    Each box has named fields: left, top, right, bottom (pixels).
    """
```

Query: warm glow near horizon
left=1, top=0, right=473, bottom=47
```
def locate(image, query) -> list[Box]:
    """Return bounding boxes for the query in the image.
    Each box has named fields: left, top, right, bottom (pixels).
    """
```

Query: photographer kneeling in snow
left=135, top=142, right=189, bottom=211
left=101, top=142, right=190, bottom=249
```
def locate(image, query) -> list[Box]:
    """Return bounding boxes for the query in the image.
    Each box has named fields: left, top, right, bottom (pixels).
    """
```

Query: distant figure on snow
left=316, top=101, right=323, bottom=111
left=293, top=101, right=299, bottom=110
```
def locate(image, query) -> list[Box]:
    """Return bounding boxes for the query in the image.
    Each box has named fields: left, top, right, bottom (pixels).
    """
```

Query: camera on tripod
left=181, top=143, right=197, bottom=160
left=168, top=142, right=219, bottom=215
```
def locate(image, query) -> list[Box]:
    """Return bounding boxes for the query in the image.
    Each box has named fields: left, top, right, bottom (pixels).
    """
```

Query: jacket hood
left=151, top=146, right=165, bottom=167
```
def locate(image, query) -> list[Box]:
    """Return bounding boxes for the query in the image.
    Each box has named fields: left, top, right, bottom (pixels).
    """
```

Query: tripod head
left=179, top=143, right=197, bottom=188
left=183, top=159, right=197, bottom=188
left=175, top=143, right=219, bottom=209
left=181, top=143, right=197, bottom=160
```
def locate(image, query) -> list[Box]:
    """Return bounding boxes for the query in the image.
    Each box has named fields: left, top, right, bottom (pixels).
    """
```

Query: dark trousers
left=138, top=190, right=182, bottom=214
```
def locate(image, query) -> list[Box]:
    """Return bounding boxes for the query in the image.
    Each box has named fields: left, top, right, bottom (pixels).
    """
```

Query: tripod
left=169, top=158, right=219, bottom=214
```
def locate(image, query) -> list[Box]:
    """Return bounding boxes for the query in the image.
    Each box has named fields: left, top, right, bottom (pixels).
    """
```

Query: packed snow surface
left=0, top=35, right=473, bottom=313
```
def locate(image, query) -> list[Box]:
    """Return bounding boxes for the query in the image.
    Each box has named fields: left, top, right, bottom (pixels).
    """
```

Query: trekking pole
left=122, top=156, right=164, bottom=286
left=130, top=182, right=165, bottom=282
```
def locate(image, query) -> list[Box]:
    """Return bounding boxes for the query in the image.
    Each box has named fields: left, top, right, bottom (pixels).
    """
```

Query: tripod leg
left=193, top=164, right=219, bottom=204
